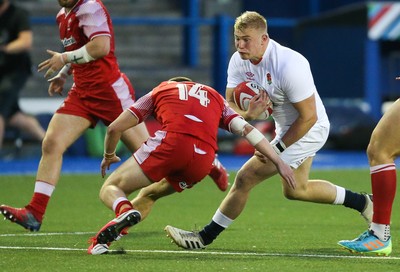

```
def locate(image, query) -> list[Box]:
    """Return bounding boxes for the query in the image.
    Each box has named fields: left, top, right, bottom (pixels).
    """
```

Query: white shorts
left=271, top=123, right=330, bottom=169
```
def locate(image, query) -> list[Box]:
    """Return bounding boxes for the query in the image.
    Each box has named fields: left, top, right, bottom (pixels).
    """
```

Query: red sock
left=371, top=164, right=397, bottom=224
left=115, top=200, right=134, bottom=216
left=25, top=192, right=50, bottom=222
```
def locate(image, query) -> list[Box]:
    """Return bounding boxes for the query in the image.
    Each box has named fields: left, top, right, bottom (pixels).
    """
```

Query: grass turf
left=0, top=170, right=399, bottom=271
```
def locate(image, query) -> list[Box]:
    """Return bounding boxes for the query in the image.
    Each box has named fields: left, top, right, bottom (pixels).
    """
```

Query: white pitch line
left=0, top=232, right=95, bottom=237
left=0, top=245, right=399, bottom=260
left=0, top=232, right=398, bottom=260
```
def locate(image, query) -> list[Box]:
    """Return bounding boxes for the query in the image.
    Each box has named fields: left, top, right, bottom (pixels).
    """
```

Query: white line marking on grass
left=0, top=232, right=95, bottom=237
left=0, top=245, right=399, bottom=260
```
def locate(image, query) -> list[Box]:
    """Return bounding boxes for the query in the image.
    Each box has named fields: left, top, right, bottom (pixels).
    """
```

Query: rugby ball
left=233, top=81, right=273, bottom=120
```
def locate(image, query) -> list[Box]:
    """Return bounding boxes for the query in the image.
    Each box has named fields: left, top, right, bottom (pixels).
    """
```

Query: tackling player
left=87, top=77, right=296, bottom=254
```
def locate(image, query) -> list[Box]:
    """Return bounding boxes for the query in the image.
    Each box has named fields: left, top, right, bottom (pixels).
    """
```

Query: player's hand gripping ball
left=233, top=81, right=273, bottom=120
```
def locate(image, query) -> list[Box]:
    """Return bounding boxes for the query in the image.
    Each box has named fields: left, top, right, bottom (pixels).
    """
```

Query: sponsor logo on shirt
left=61, top=36, right=76, bottom=48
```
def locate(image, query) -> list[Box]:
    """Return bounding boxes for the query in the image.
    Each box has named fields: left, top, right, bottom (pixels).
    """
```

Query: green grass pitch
left=0, top=169, right=399, bottom=271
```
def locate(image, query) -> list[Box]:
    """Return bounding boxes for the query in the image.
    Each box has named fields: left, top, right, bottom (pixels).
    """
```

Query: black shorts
left=0, top=71, right=30, bottom=119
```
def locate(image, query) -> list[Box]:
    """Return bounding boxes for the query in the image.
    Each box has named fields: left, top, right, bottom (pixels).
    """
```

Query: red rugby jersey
left=129, top=81, right=240, bottom=150
left=56, top=0, right=121, bottom=91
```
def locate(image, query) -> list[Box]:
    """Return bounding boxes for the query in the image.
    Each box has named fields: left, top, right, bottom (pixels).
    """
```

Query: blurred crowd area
left=3, top=0, right=399, bottom=160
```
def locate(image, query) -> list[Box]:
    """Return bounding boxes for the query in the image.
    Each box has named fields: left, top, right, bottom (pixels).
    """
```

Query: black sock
left=199, top=221, right=225, bottom=245
left=343, top=190, right=366, bottom=212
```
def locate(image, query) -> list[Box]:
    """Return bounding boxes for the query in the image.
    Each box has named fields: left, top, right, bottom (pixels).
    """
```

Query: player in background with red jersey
left=0, top=0, right=228, bottom=232
left=87, top=77, right=296, bottom=255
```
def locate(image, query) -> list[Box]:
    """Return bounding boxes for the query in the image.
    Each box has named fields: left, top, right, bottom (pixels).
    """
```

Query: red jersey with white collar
left=129, top=81, right=240, bottom=151
left=56, top=0, right=120, bottom=92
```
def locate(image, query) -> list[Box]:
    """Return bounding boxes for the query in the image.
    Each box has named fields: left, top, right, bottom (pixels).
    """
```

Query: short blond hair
left=234, top=11, right=267, bottom=34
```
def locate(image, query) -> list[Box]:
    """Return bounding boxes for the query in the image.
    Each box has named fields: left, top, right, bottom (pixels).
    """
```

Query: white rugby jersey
left=227, top=38, right=329, bottom=136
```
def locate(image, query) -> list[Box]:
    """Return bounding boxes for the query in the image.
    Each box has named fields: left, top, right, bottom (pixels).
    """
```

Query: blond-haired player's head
left=234, top=11, right=269, bottom=64
left=234, top=11, right=268, bottom=34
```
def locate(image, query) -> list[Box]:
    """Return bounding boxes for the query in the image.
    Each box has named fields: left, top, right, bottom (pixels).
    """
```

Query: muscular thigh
left=236, top=155, right=278, bottom=186
left=292, top=156, right=313, bottom=188
left=45, top=113, right=91, bottom=149
left=105, top=156, right=153, bottom=195
left=121, top=122, right=150, bottom=153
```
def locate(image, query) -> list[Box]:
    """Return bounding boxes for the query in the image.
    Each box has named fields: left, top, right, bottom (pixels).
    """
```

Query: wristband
left=59, top=63, right=71, bottom=76
left=103, top=152, right=116, bottom=160
left=59, top=54, right=65, bottom=65
left=272, top=140, right=286, bottom=155
left=63, top=45, right=95, bottom=64
left=47, top=63, right=71, bottom=82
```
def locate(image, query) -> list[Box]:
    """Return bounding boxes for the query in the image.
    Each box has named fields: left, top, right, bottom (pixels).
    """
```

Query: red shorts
left=134, top=131, right=215, bottom=192
left=56, top=73, right=135, bottom=127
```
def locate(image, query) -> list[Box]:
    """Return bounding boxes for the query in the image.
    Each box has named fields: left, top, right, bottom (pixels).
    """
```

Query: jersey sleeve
left=128, top=92, right=155, bottom=123
left=76, top=1, right=111, bottom=40
left=220, top=100, right=241, bottom=131
left=280, top=53, right=316, bottom=103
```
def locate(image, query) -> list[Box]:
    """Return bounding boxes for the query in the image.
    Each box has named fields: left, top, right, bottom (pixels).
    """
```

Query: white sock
left=112, top=197, right=129, bottom=213
left=371, top=222, right=391, bottom=241
left=333, top=186, right=346, bottom=205
left=34, top=181, right=55, bottom=196
left=212, top=209, right=233, bottom=228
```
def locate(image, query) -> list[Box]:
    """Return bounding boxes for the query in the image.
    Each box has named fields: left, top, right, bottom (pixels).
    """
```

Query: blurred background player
left=0, top=0, right=228, bottom=232
left=87, top=77, right=295, bottom=254
left=337, top=97, right=400, bottom=256
left=0, top=0, right=45, bottom=157
left=163, top=11, right=373, bottom=250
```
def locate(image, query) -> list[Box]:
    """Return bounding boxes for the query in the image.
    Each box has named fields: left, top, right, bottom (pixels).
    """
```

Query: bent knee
left=367, top=141, right=394, bottom=164
left=282, top=186, right=305, bottom=200
left=42, top=135, right=66, bottom=155
left=367, top=142, right=379, bottom=161
left=99, top=182, right=112, bottom=202
left=282, top=189, right=297, bottom=200
left=232, top=168, right=261, bottom=191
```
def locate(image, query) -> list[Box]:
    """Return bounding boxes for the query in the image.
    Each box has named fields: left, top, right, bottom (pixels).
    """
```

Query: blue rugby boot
left=338, top=230, right=392, bottom=256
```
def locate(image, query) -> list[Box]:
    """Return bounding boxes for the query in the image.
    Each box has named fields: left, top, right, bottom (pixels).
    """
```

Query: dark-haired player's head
left=168, top=76, right=193, bottom=82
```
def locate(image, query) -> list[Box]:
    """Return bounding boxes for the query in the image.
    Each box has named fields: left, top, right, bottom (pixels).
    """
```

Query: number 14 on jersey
left=178, top=83, right=210, bottom=107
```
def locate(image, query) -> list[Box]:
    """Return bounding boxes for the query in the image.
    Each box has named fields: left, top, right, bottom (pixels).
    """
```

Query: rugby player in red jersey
left=87, top=77, right=295, bottom=254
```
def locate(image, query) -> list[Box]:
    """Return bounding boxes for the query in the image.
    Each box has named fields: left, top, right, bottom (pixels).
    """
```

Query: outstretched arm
left=38, top=35, right=110, bottom=78
left=229, top=117, right=296, bottom=189
left=101, top=110, right=139, bottom=177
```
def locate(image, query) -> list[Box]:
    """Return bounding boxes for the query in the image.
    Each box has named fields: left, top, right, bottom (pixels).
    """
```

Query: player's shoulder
left=270, top=39, right=301, bottom=59
left=270, top=39, right=310, bottom=72
left=229, top=51, right=243, bottom=63
left=207, top=86, right=226, bottom=107
left=77, top=0, right=105, bottom=16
